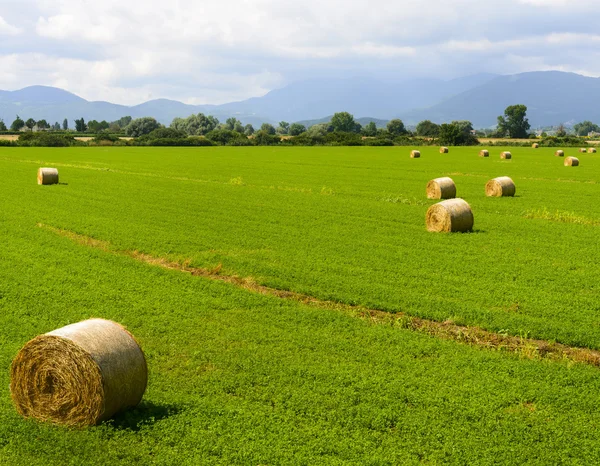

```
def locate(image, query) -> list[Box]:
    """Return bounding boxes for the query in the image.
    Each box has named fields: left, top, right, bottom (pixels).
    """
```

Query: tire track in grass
left=38, top=222, right=600, bottom=369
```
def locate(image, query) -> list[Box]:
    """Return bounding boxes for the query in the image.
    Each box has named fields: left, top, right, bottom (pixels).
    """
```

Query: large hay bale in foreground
left=555, top=150, right=565, bottom=157
left=410, top=150, right=421, bottom=158
left=589, top=148, right=597, bottom=154
left=532, top=143, right=539, bottom=149
left=10, top=319, right=147, bottom=427
left=565, top=157, right=579, bottom=167
left=500, top=151, right=512, bottom=160
left=426, top=199, right=473, bottom=233
left=479, top=150, right=489, bottom=157
left=37, top=168, right=59, bottom=185
left=486, top=177, right=516, bottom=197
left=426, top=177, right=456, bottom=200
left=439, top=147, right=449, bottom=154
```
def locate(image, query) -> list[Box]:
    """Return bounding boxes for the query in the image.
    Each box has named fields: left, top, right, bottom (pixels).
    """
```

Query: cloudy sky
left=0, top=0, right=598, bottom=105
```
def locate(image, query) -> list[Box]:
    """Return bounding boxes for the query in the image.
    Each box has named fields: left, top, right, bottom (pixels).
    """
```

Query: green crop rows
left=2, top=146, right=600, bottom=464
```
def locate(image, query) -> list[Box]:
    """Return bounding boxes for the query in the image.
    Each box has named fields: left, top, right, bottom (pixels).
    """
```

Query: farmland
left=2, top=146, right=600, bottom=464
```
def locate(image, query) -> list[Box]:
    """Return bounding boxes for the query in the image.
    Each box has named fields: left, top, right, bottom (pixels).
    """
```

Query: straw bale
left=500, top=151, right=512, bottom=160
left=485, top=177, right=516, bottom=197
left=37, top=168, right=59, bottom=185
left=426, top=177, right=456, bottom=200
left=588, top=148, right=597, bottom=154
left=565, top=157, right=579, bottom=167
left=532, top=143, right=539, bottom=149
left=10, top=319, right=147, bottom=427
left=479, top=150, right=489, bottom=157
left=439, top=147, right=449, bottom=154
left=555, top=150, right=565, bottom=157
left=579, top=148, right=588, bottom=153
left=426, top=199, right=473, bottom=233
left=411, top=150, right=421, bottom=158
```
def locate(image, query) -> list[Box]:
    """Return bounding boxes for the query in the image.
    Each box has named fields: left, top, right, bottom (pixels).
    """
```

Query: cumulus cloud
left=0, top=0, right=597, bottom=104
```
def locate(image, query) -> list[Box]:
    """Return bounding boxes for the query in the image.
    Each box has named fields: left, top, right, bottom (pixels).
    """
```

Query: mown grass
left=2, top=146, right=600, bottom=464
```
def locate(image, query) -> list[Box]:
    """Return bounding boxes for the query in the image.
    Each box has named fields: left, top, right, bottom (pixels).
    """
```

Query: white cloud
left=0, top=15, right=22, bottom=36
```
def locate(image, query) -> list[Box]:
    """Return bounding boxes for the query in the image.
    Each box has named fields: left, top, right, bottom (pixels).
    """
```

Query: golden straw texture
left=37, top=168, right=59, bottom=185
left=426, top=177, right=456, bottom=200
left=532, top=143, right=539, bottom=148
left=579, top=148, right=588, bottom=153
left=426, top=198, right=473, bottom=233
left=410, top=150, right=421, bottom=158
left=555, top=150, right=565, bottom=157
left=479, top=150, right=489, bottom=157
left=500, top=151, right=512, bottom=160
left=485, top=177, right=516, bottom=197
left=439, top=147, right=449, bottom=154
left=565, top=157, right=579, bottom=167
left=589, top=148, right=597, bottom=154
left=10, top=319, right=147, bottom=427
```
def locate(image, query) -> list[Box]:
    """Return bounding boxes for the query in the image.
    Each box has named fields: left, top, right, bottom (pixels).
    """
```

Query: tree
left=124, top=117, right=161, bottom=137
left=63, top=118, right=69, bottom=131
left=438, top=122, right=479, bottom=146
left=289, top=123, right=306, bottom=136
left=496, top=105, right=530, bottom=138
left=173, top=113, right=219, bottom=136
left=260, top=123, right=276, bottom=135
left=416, top=120, right=440, bottom=137
left=244, top=124, right=255, bottom=136
left=555, top=124, right=567, bottom=137
left=307, top=123, right=329, bottom=137
left=331, top=112, right=357, bottom=132
left=25, top=118, right=36, bottom=130
left=53, top=122, right=61, bottom=131
left=225, top=117, right=244, bottom=133
left=277, top=121, right=290, bottom=135
left=74, top=118, right=87, bottom=132
left=573, top=121, right=600, bottom=137
left=11, top=115, right=25, bottom=131
left=88, top=120, right=109, bottom=132
left=451, top=120, right=474, bottom=135
left=36, top=119, right=50, bottom=130
left=386, top=119, right=407, bottom=136
left=0, top=119, right=6, bottom=131
left=362, top=121, right=377, bottom=137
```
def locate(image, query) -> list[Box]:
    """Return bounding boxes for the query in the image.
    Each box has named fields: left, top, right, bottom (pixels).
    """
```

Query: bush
left=18, top=132, right=77, bottom=147
left=364, top=138, right=394, bottom=146
left=323, top=132, right=363, bottom=146
left=253, top=130, right=281, bottom=146
left=146, top=128, right=187, bottom=140
left=205, top=129, right=249, bottom=145
left=133, top=136, right=215, bottom=147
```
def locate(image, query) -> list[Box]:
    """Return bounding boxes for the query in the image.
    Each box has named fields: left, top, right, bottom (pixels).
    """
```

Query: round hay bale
left=485, top=177, right=516, bottom=197
left=426, top=177, right=456, bottom=200
left=500, top=151, right=512, bottom=160
left=426, top=199, right=473, bottom=233
left=565, top=157, right=579, bottom=167
left=555, top=150, right=565, bottom=157
left=10, top=319, right=147, bottom=427
left=588, top=148, right=597, bottom=154
left=532, top=143, right=539, bottom=149
left=37, top=168, right=59, bottom=185
left=579, top=148, right=588, bottom=153
left=410, top=150, right=421, bottom=158
left=479, top=150, right=489, bottom=157
left=439, top=147, right=449, bottom=154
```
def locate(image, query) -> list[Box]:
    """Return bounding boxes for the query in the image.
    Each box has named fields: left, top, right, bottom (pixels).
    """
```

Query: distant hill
left=0, top=72, right=598, bottom=129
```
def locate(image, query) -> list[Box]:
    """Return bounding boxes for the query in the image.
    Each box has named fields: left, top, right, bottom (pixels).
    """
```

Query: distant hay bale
left=479, top=150, right=489, bottom=157
left=589, top=148, right=597, bottom=154
left=532, top=143, right=539, bottom=149
left=439, top=147, right=449, bottom=154
left=37, top=168, right=59, bottom=185
left=426, top=177, right=456, bottom=200
left=411, top=150, right=421, bottom=158
left=555, top=150, right=565, bottom=157
left=485, top=177, right=516, bottom=197
left=10, top=319, right=147, bottom=427
left=579, top=148, right=588, bottom=153
left=426, top=199, right=473, bottom=233
left=500, top=151, right=512, bottom=160
left=565, top=157, right=579, bottom=167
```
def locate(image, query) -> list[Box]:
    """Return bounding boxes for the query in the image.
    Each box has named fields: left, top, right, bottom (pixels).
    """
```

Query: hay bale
left=579, top=148, right=588, bottom=153
left=555, top=150, right=565, bottom=157
left=439, top=147, right=449, bottom=154
left=37, top=168, right=59, bottom=185
left=500, top=151, right=512, bottom=160
left=426, top=199, right=473, bottom=233
left=410, top=150, right=421, bottom=158
left=532, top=143, right=539, bottom=149
left=588, top=148, right=597, bottom=154
left=485, top=177, right=516, bottom=197
left=426, top=177, right=456, bottom=200
left=479, top=150, right=489, bottom=157
left=10, top=319, right=147, bottom=427
left=565, top=157, right=579, bottom=167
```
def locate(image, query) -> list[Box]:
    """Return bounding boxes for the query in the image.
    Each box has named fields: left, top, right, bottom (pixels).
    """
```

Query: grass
left=2, top=146, right=600, bottom=463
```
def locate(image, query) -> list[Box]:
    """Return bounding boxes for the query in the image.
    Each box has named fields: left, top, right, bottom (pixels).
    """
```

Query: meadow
left=2, top=146, right=600, bottom=464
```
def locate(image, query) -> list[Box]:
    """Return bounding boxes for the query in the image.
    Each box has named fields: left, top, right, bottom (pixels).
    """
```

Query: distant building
left=589, top=131, right=600, bottom=138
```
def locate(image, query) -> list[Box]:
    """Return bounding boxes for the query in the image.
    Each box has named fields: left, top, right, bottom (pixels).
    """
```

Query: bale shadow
left=108, top=401, right=182, bottom=431
left=57, top=182, right=69, bottom=186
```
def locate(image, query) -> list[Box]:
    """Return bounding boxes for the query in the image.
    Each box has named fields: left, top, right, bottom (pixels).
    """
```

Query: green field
left=2, top=146, right=600, bottom=464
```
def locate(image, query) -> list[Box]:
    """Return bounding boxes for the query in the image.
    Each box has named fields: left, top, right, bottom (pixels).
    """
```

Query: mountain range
left=0, top=71, right=598, bottom=129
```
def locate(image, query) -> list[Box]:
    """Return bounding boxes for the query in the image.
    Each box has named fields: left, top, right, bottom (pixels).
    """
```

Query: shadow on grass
left=108, top=401, right=182, bottom=431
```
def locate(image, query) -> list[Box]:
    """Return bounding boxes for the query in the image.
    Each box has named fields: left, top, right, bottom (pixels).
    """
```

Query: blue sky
left=0, top=0, right=598, bottom=105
